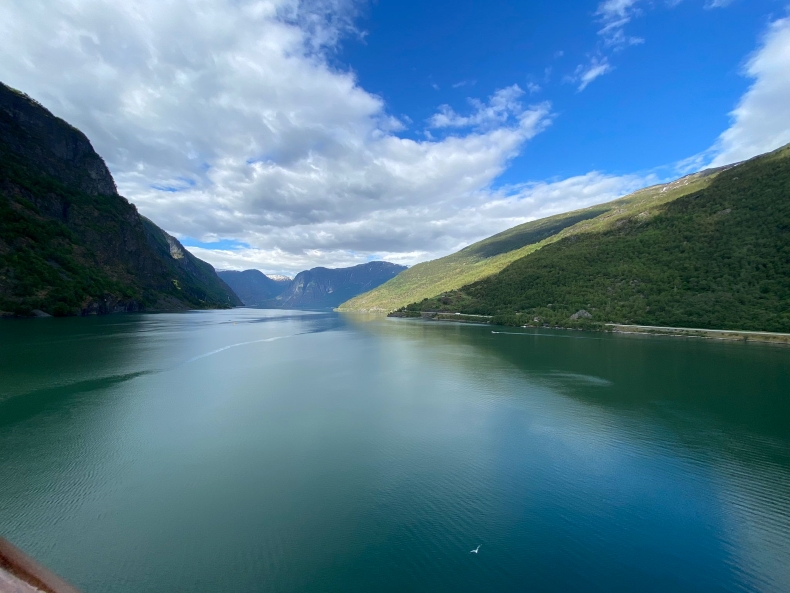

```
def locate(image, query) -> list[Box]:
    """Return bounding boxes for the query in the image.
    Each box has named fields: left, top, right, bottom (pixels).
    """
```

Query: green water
left=0, top=310, right=788, bottom=592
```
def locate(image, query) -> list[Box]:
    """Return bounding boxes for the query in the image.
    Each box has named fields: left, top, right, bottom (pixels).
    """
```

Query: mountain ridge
left=219, top=262, right=407, bottom=309
left=278, top=261, right=406, bottom=309
left=217, top=269, right=291, bottom=306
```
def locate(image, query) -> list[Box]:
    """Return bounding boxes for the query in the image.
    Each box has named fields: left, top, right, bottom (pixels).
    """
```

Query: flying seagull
left=470, top=545, right=481, bottom=554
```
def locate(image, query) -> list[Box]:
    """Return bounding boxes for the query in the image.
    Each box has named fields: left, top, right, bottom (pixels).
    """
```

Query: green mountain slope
left=0, top=82, right=241, bottom=316
left=406, top=144, right=790, bottom=332
left=339, top=167, right=724, bottom=312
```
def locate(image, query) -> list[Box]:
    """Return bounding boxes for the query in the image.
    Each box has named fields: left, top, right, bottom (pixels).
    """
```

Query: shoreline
left=388, top=311, right=494, bottom=324
left=606, top=323, right=790, bottom=345
left=387, top=312, right=790, bottom=345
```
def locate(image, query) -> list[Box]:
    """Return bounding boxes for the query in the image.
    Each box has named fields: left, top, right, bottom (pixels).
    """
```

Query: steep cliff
left=0, top=82, right=241, bottom=316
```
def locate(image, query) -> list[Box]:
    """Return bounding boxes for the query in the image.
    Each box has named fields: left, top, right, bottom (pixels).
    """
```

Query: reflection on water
left=0, top=311, right=788, bottom=593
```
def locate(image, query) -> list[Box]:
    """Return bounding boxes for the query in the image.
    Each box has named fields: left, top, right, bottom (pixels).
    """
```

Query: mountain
left=216, top=269, right=291, bottom=306
left=275, top=262, right=406, bottom=309
left=0, top=82, right=242, bottom=316
left=397, top=144, right=790, bottom=333
left=339, top=167, right=727, bottom=312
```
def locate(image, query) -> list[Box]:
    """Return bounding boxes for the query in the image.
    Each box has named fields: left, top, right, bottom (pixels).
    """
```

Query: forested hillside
left=404, top=144, right=790, bottom=332
left=340, top=167, right=724, bottom=312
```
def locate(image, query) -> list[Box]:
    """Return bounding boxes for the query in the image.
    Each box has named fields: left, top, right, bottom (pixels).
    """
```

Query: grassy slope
left=339, top=169, right=721, bottom=312
left=409, top=144, right=790, bottom=333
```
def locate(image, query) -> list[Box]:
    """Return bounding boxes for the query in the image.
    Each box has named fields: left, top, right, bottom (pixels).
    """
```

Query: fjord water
left=0, top=311, right=788, bottom=593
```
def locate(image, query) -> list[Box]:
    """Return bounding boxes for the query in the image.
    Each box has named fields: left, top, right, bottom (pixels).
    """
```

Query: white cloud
left=595, top=0, right=733, bottom=48
left=603, top=29, right=645, bottom=48
left=597, top=0, right=639, bottom=20
left=705, top=0, right=735, bottom=8
left=428, top=85, right=550, bottom=131
left=710, top=15, right=790, bottom=166
left=571, top=57, right=614, bottom=91
left=596, top=0, right=643, bottom=46
left=570, top=0, right=643, bottom=91
left=0, top=0, right=570, bottom=274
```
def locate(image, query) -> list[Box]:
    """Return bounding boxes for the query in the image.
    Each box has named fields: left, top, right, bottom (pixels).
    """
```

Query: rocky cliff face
left=275, top=262, right=406, bottom=309
left=0, top=82, right=241, bottom=316
left=0, top=85, right=117, bottom=197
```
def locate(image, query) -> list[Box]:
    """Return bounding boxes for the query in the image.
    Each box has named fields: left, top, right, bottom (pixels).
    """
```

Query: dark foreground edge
left=0, top=537, right=81, bottom=593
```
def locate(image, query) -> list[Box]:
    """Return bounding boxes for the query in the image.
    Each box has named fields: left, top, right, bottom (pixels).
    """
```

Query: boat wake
left=185, top=335, right=296, bottom=363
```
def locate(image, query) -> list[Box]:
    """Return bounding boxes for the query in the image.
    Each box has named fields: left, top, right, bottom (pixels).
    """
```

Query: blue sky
left=2, top=0, right=789, bottom=275
left=341, top=0, right=779, bottom=180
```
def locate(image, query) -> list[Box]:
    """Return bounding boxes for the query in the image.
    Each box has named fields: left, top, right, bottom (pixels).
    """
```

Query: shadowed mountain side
left=339, top=167, right=726, bottom=313
left=0, top=82, right=241, bottom=316
left=275, top=262, right=407, bottom=310
left=217, top=269, right=291, bottom=306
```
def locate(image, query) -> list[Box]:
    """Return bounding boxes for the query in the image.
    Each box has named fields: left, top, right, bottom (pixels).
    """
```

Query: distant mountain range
left=0, top=82, right=241, bottom=316
left=216, top=270, right=291, bottom=306
left=220, top=262, right=406, bottom=310
left=277, top=262, right=406, bottom=309
left=342, top=144, right=790, bottom=333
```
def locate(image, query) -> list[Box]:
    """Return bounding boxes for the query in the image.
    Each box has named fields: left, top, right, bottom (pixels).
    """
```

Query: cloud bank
left=185, top=170, right=653, bottom=272
left=0, top=1, right=785, bottom=275
left=2, top=0, right=619, bottom=274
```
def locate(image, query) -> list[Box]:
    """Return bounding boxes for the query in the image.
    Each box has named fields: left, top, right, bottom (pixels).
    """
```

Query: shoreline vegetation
left=386, top=310, right=790, bottom=345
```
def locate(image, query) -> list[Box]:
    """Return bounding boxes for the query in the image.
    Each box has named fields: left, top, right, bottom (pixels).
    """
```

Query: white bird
left=470, top=545, right=481, bottom=554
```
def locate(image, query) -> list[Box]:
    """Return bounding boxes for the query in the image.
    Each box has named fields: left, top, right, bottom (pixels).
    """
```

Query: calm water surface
left=0, top=310, right=788, bottom=592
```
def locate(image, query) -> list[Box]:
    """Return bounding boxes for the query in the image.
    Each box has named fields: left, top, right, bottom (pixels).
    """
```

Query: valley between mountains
left=2, top=80, right=788, bottom=335
left=218, top=262, right=406, bottom=310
